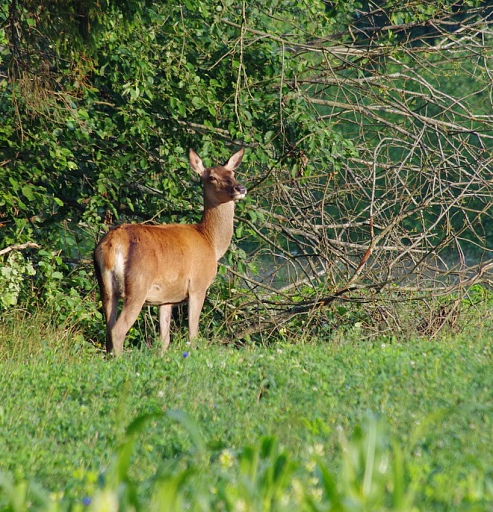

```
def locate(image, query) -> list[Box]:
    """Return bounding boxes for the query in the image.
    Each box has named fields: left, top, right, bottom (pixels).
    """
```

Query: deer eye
left=209, top=175, right=217, bottom=182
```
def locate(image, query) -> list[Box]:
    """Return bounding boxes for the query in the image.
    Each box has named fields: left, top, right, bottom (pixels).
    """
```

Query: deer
left=93, top=147, right=246, bottom=355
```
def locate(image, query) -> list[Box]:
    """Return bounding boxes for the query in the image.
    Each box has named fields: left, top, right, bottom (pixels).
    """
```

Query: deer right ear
left=224, top=147, right=245, bottom=171
left=189, top=149, right=206, bottom=175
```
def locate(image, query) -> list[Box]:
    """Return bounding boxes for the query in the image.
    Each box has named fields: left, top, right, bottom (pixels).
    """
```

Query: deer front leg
left=188, top=291, right=207, bottom=342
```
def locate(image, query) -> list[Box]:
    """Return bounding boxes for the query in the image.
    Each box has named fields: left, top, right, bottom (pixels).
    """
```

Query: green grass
left=1, top=312, right=493, bottom=510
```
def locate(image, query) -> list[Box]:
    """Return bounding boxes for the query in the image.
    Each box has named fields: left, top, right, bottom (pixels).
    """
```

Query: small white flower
left=305, top=459, right=316, bottom=472
left=218, top=449, right=235, bottom=469
left=89, top=489, right=118, bottom=512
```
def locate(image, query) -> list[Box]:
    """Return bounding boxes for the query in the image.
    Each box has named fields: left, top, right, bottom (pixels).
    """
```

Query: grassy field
left=1, top=312, right=493, bottom=510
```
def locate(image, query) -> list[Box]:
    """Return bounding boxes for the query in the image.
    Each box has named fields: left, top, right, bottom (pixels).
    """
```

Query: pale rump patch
left=113, top=246, right=125, bottom=296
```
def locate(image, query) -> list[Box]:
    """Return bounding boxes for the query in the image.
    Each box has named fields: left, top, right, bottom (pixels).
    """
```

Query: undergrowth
left=1, top=302, right=493, bottom=510
left=0, top=412, right=423, bottom=511
left=0, top=309, right=91, bottom=362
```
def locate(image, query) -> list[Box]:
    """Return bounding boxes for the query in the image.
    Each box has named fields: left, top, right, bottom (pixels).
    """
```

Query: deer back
left=95, top=222, right=218, bottom=306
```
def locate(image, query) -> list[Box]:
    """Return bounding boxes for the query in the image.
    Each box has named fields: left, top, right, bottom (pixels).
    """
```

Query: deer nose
left=233, top=185, right=247, bottom=199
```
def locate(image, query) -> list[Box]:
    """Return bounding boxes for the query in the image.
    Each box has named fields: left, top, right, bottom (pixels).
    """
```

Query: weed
left=1, top=316, right=493, bottom=509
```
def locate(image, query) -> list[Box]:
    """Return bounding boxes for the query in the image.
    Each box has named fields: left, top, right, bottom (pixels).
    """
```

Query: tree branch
left=0, top=242, right=41, bottom=256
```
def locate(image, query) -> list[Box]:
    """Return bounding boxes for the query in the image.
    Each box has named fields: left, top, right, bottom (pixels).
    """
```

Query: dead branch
left=0, top=243, right=41, bottom=257
left=225, top=4, right=493, bottom=340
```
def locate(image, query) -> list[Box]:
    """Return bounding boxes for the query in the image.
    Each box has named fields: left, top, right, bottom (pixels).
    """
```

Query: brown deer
left=94, top=148, right=246, bottom=355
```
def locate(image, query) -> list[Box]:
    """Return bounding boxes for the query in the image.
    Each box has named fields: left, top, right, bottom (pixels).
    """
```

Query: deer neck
left=199, top=199, right=235, bottom=261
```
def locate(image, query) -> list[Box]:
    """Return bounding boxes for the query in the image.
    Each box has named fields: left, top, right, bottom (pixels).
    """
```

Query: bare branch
left=0, top=243, right=41, bottom=256
left=225, top=3, right=493, bottom=340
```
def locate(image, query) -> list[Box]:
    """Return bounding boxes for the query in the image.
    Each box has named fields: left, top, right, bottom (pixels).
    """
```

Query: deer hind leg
left=103, top=293, right=119, bottom=353
left=158, top=304, right=172, bottom=354
left=110, top=294, right=146, bottom=355
left=96, top=266, right=119, bottom=353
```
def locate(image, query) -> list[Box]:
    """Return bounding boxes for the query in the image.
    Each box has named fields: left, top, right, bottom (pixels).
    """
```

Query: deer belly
left=144, top=280, right=189, bottom=306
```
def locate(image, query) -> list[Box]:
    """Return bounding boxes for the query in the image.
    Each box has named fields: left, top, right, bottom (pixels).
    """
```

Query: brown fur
left=94, top=148, right=246, bottom=355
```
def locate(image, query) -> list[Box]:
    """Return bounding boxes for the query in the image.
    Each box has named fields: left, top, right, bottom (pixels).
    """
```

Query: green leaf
left=21, top=185, right=34, bottom=201
left=191, top=96, right=203, bottom=109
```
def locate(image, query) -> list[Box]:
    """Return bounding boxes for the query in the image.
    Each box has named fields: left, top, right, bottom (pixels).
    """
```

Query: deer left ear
left=224, top=148, right=245, bottom=171
left=189, top=149, right=206, bottom=175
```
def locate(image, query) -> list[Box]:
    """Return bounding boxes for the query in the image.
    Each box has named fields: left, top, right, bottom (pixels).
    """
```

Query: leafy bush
left=0, top=251, right=35, bottom=309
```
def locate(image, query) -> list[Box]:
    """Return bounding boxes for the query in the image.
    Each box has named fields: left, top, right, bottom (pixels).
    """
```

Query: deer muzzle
left=232, top=185, right=247, bottom=201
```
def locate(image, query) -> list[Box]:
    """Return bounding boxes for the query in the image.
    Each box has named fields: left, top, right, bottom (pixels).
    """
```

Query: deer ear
left=224, top=148, right=244, bottom=171
left=189, top=149, right=206, bottom=175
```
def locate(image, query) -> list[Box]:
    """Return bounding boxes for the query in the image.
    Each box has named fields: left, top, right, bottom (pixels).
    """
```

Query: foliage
left=2, top=0, right=493, bottom=342
left=0, top=251, right=35, bottom=309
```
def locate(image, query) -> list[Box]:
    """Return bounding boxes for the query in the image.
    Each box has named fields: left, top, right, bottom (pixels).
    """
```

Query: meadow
left=0, top=312, right=493, bottom=511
